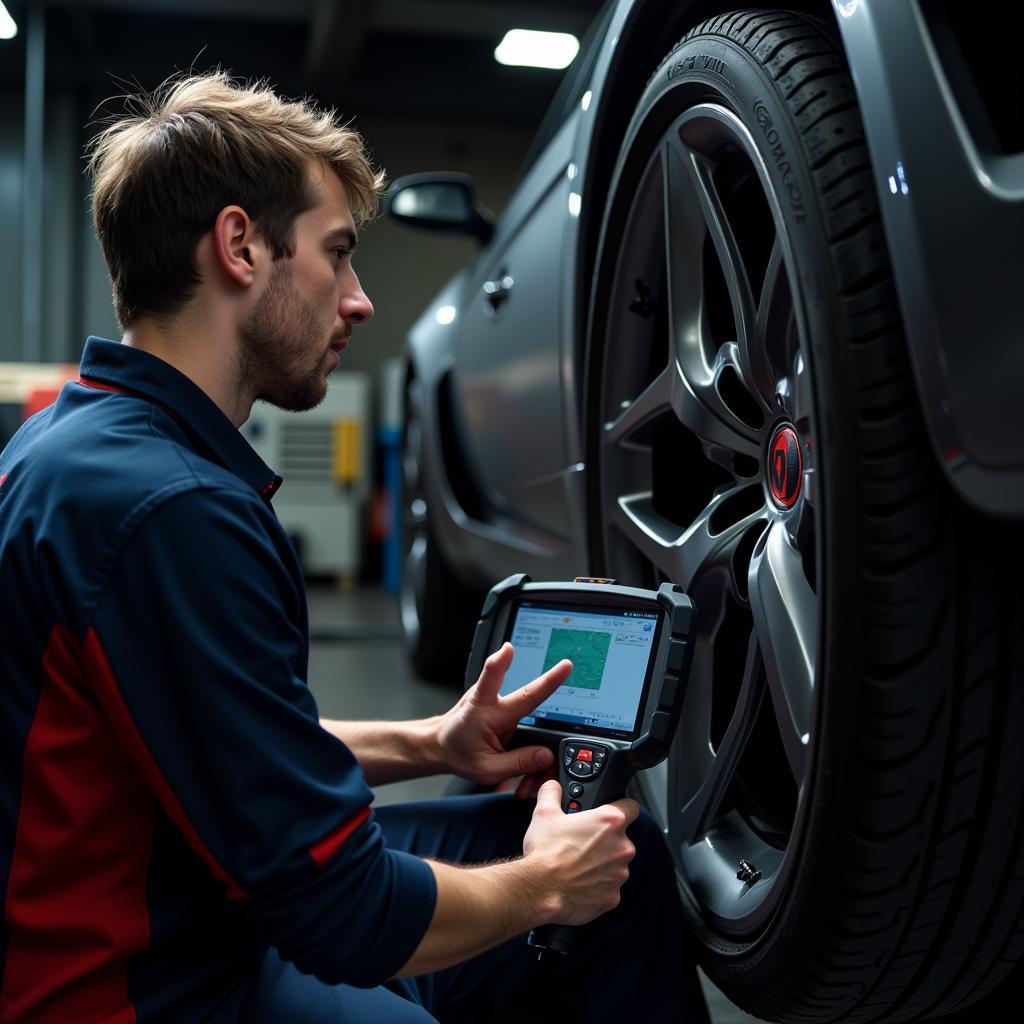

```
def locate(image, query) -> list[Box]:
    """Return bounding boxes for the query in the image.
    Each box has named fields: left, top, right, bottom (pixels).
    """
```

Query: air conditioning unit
left=242, top=373, right=371, bottom=582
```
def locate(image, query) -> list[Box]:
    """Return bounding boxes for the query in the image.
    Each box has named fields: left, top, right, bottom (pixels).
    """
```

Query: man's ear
left=211, top=205, right=264, bottom=288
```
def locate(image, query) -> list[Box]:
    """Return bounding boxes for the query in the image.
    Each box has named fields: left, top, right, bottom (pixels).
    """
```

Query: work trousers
left=242, top=792, right=710, bottom=1023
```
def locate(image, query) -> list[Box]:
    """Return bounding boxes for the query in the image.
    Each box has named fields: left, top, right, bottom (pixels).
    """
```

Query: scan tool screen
left=499, top=600, right=661, bottom=739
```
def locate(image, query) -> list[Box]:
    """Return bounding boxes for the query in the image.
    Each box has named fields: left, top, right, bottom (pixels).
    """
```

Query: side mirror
left=386, top=172, right=494, bottom=245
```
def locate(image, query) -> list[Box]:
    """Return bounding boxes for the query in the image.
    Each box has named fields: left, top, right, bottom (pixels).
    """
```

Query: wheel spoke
left=613, top=487, right=767, bottom=591
left=669, top=130, right=762, bottom=406
left=679, top=490, right=767, bottom=587
left=604, top=366, right=674, bottom=449
left=749, top=237, right=787, bottom=406
left=676, top=366, right=762, bottom=460
left=748, top=523, right=816, bottom=782
left=662, top=137, right=762, bottom=459
left=791, top=348, right=813, bottom=436
left=662, top=137, right=707, bottom=374
left=611, top=493, right=685, bottom=583
left=678, top=630, right=765, bottom=841
left=607, top=358, right=761, bottom=461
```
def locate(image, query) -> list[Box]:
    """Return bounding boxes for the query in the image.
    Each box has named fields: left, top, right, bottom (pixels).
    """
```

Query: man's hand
left=523, top=778, right=639, bottom=926
left=435, top=642, right=571, bottom=789
left=396, top=776, right=640, bottom=977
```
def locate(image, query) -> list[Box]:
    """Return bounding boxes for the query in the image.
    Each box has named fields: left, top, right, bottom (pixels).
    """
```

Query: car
left=385, top=1, right=1024, bottom=1021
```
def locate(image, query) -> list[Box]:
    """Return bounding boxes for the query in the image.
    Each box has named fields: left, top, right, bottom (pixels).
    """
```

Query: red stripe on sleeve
left=81, top=627, right=248, bottom=900
left=309, top=807, right=372, bottom=869
left=1, top=624, right=153, bottom=1024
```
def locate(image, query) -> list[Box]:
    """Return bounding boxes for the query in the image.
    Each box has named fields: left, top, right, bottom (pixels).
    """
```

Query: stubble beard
left=238, top=260, right=333, bottom=413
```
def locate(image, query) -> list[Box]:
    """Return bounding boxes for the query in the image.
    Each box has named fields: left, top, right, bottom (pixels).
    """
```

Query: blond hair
left=88, top=71, right=385, bottom=328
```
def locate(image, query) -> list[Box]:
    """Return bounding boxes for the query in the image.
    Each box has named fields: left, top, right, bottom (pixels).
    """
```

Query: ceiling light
left=495, top=30, right=579, bottom=70
left=0, top=2, right=17, bottom=40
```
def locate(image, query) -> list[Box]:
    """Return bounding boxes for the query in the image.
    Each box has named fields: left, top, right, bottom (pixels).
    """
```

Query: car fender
left=833, top=0, right=1024, bottom=519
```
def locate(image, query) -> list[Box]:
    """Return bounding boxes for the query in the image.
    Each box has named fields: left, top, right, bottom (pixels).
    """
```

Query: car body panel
left=833, top=0, right=1024, bottom=517
left=451, top=120, right=573, bottom=527
left=406, top=262, right=588, bottom=586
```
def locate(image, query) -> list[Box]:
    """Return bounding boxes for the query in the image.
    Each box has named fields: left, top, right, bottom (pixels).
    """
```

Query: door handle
left=481, top=273, right=514, bottom=314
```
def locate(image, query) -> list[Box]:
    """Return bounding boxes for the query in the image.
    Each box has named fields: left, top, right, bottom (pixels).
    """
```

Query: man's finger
left=470, top=642, right=514, bottom=703
left=609, top=796, right=641, bottom=827
left=500, top=658, right=572, bottom=717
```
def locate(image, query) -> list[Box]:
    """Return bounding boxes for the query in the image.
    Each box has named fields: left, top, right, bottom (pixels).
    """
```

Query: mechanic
left=0, top=72, right=710, bottom=1023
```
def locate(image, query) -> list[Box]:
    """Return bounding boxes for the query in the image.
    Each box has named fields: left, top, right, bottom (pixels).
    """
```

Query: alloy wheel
left=597, top=103, right=820, bottom=936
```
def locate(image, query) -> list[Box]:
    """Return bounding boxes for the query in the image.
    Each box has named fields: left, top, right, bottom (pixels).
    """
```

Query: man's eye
left=333, top=248, right=353, bottom=262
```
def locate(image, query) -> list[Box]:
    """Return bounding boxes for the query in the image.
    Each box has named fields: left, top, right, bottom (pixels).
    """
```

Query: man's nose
left=339, top=274, right=374, bottom=325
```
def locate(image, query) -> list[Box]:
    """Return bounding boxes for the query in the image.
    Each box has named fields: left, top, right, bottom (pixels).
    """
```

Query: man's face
left=238, top=163, right=373, bottom=412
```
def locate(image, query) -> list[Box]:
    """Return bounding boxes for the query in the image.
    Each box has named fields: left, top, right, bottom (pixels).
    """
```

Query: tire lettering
left=752, top=99, right=806, bottom=222
left=668, top=53, right=729, bottom=83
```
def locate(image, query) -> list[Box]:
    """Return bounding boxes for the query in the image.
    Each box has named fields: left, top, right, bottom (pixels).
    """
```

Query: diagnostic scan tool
left=463, top=574, right=697, bottom=955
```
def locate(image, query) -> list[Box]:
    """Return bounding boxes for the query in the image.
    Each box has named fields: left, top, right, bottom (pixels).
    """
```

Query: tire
left=586, top=10, right=1024, bottom=1022
left=400, top=375, right=481, bottom=684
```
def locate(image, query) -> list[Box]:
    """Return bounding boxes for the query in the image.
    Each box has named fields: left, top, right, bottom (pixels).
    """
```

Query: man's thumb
left=536, top=778, right=562, bottom=809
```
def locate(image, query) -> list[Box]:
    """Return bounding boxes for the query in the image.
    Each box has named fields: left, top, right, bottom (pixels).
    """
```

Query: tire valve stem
left=737, top=859, right=761, bottom=885
left=628, top=279, right=656, bottom=318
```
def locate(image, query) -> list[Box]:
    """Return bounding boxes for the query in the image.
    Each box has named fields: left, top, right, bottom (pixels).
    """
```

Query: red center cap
left=768, top=425, right=802, bottom=508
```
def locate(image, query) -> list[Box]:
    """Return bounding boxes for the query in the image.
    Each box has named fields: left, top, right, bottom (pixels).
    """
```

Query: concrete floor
left=305, top=582, right=762, bottom=1024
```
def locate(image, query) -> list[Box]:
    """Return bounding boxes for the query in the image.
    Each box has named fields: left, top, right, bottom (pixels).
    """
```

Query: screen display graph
left=499, top=600, right=660, bottom=737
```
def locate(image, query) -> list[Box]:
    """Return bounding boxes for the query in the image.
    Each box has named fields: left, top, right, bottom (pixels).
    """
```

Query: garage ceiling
left=0, top=0, right=606, bottom=123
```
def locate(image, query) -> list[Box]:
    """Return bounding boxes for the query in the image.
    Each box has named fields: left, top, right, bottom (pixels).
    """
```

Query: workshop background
left=0, top=1, right=755, bottom=1018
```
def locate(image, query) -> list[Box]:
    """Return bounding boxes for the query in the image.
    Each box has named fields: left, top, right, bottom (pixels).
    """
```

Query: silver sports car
left=387, top=2, right=1024, bottom=1021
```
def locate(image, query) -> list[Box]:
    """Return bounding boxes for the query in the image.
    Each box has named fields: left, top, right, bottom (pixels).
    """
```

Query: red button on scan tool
left=577, top=749, right=593, bottom=761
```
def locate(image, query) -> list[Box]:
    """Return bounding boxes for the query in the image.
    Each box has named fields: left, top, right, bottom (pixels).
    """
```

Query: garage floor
left=306, top=583, right=760, bottom=1024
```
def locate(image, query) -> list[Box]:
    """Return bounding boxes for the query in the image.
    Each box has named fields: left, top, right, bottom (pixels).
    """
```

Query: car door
left=449, top=120, right=577, bottom=541
left=448, top=4, right=614, bottom=545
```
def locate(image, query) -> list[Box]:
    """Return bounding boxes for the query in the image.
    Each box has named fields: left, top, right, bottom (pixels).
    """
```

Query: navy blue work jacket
left=0, top=338, right=436, bottom=1022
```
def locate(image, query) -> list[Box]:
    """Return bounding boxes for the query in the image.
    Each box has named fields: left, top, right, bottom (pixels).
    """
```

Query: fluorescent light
left=0, top=2, right=17, bottom=40
left=495, top=29, right=579, bottom=70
